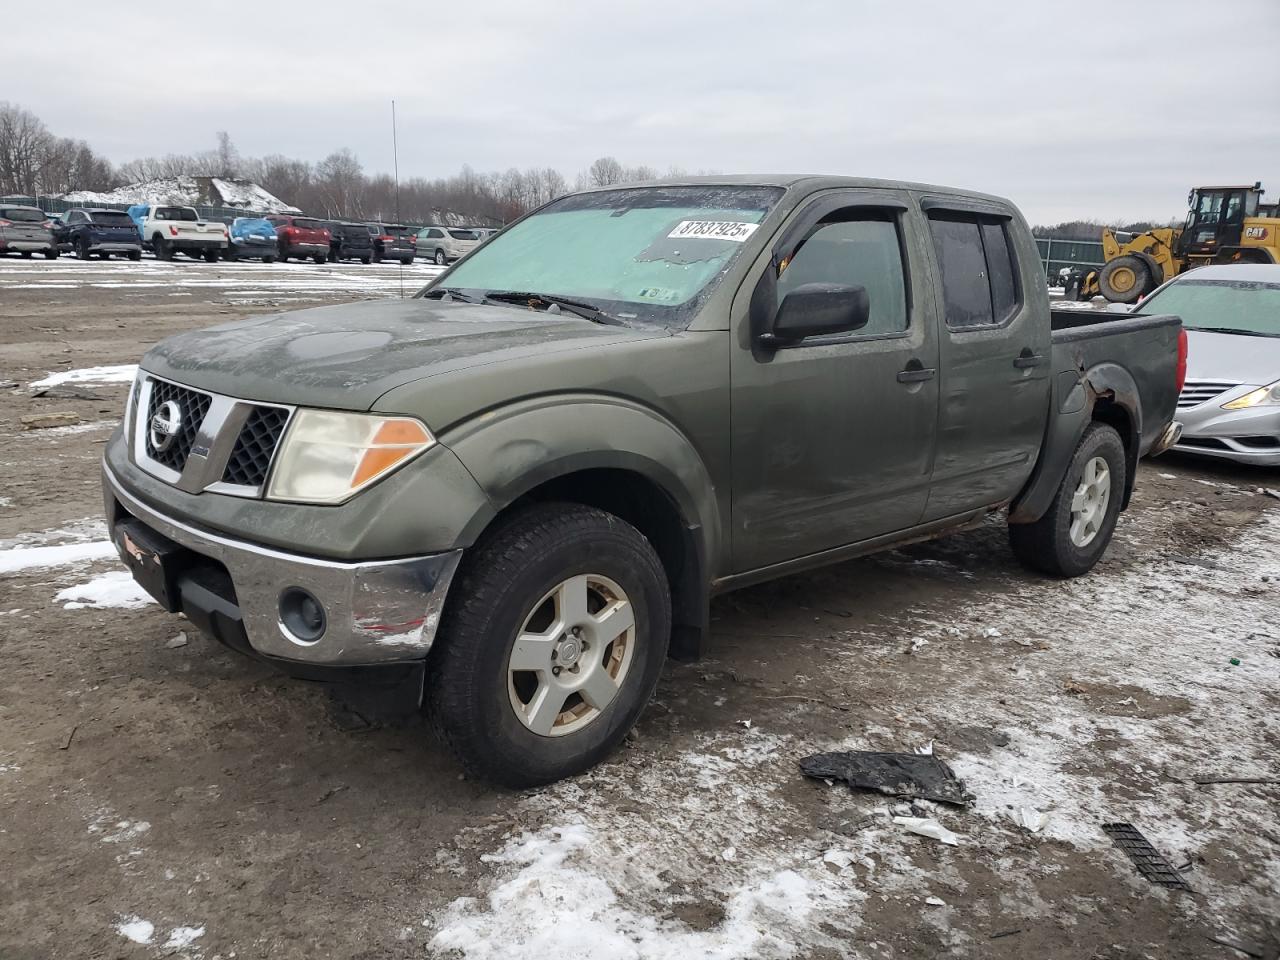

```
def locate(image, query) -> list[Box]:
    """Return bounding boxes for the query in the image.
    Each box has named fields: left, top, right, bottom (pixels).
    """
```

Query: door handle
left=1014, top=351, right=1046, bottom=368
left=896, top=362, right=937, bottom=384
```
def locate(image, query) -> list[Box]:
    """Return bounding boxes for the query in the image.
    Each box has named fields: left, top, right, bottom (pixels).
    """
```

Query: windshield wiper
left=481, top=290, right=626, bottom=326
left=1190, top=326, right=1278, bottom=338
left=423, top=287, right=479, bottom=303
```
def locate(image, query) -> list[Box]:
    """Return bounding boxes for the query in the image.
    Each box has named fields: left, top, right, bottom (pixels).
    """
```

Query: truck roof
left=571, top=174, right=1016, bottom=208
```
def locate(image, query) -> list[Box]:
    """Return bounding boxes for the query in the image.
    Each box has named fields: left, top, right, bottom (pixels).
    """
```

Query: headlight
left=266, top=410, right=435, bottom=504
left=1222, top=381, right=1280, bottom=410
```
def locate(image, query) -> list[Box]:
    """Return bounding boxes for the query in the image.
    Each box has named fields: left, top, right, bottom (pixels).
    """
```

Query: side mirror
left=762, top=282, right=870, bottom=345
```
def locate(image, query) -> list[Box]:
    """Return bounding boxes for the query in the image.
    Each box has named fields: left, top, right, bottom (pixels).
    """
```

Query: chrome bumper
left=104, top=464, right=461, bottom=666
left=1149, top=420, right=1183, bottom=457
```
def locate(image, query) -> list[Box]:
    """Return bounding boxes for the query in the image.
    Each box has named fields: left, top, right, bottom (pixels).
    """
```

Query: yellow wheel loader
left=1078, top=182, right=1280, bottom=303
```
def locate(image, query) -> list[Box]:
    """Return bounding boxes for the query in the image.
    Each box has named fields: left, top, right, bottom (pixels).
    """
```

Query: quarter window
left=777, top=214, right=908, bottom=336
left=929, top=213, right=1020, bottom=328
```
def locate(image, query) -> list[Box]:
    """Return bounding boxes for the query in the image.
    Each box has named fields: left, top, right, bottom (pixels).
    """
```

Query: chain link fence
left=1037, top=237, right=1105, bottom=283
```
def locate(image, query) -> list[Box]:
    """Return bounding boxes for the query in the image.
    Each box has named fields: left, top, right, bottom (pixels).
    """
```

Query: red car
left=265, top=215, right=331, bottom=263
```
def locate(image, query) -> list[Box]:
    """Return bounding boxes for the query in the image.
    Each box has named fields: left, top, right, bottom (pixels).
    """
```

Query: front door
left=730, top=193, right=940, bottom=573
left=920, top=204, right=1051, bottom=520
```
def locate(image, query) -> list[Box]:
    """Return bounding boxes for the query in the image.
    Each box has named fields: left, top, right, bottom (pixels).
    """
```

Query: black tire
left=361, top=255, right=371, bottom=265
left=262, top=255, right=276, bottom=264
left=153, top=237, right=171, bottom=261
left=427, top=502, right=671, bottom=787
left=400, top=257, right=412, bottom=265
left=75, top=237, right=90, bottom=260
left=1098, top=255, right=1152, bottom=304
left=43, top=249, right=58, bottom=260
left=204, top=248, right=219, bottom=263
left=434, top=249, right=446, bottom=266
left=313, top=253, right=327, bottom=264
left=20, top=251, right=32, bottom=259
left=128, top=250, right=141, bottom=261
left=1009, top=423, right=1127, bottom=577
left=372, top=248, right=382, bottom=263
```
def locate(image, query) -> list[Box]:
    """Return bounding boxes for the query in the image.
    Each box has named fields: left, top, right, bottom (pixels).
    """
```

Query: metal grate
left=1102, top=822, right=1191, bottom=890
left=144, top=379, right=211, bottom=472
left=222, top=406, right=289, bottom=487
left=1177, top=380, right=1239, bottom=409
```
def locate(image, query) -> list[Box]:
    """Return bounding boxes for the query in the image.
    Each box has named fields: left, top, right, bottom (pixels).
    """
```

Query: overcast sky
left=11, top=0, right=1280, bottom=223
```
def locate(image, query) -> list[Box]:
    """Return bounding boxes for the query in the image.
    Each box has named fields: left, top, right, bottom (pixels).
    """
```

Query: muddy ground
left=1, top=257, right=1277, bottom=960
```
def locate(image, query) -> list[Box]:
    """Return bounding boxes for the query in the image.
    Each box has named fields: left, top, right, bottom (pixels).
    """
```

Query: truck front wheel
left=1098, top=256, right=1152, bottom=304
left=1009, top=422, right=1127, bottom=577
left=427, top=502, right=671, bottom=787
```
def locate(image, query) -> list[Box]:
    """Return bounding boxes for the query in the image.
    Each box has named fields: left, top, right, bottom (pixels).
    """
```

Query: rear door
left=730, top=191, right=941, bottom=572
left=919, top=200, right=1050, bottom=520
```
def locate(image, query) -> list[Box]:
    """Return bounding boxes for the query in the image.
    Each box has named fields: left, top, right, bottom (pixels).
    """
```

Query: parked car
left=102, top=176, right=1183, bottom=788
left=323, top=221, right=374, bottom=264
left=266, top=215, right=331, bottom=263
left=1140, top=263, right=1280, bottom=464
left=365, top=223, right=415, bottom=264
left=0, top=205, right=58, bottom=259
left=57, top=208, right=144, bottom=260
left=223, top=217, right=278, bottom=263
left=138, top=206, right=228, bottom=262
left=415, top=225, right=478, bottom=265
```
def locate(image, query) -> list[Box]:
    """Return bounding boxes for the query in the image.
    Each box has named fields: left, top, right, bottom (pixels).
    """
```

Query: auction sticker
left=667, top=220, right=759, bottom=242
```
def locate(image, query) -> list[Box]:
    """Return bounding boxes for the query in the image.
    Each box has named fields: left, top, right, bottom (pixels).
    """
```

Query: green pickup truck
left=103, top=176, right=1185, bottom=786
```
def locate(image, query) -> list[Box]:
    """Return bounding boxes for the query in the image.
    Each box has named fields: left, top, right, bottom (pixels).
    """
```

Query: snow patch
left=430, top=823, right=828, bottom=960
left=163, top=925, right=205, bottom=948
left=29, top=364, right=137, bottom=388
left=0, top=539, right=117, bottom=575
left=56, top=571, right=154, bottom=610
left=115, top=916, right=154, bottom=944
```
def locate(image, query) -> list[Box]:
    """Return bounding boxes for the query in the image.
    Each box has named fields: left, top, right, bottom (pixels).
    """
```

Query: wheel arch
left=445, top=397, right=721, bottom=658
left=1009, top=363, right=1142, bottom=522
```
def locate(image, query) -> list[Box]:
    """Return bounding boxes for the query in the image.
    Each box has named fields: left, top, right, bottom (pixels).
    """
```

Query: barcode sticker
left=667, top=220, right=759, bottom=242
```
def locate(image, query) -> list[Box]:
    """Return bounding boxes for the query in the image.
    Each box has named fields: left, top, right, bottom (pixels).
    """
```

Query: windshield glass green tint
left=439, top=185, right=784, bottom=325
left=1143, top=279, right=1280, bottom=336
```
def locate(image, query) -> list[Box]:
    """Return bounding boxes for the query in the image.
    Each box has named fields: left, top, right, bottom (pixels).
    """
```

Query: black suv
left=324, top=222, right=375, bottom=264
left=365, top=223, right=416, bottom=264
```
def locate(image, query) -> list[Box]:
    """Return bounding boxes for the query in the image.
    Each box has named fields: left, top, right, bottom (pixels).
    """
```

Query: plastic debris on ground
left=925, top=896, right=947, bottom=906
left=1101, top=822, right=1191, bottom=891
left=1011, top=807, right=1050, bottom=833
left=799, top=750, right=974, bottom=806
left=893, top=816, right=960, bottom=846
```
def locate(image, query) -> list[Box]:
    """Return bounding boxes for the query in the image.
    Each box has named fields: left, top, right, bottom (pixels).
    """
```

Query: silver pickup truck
left=102, top=176, right=1184, bottom=786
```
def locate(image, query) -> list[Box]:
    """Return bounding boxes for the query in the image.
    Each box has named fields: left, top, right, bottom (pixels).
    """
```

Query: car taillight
left=380, top=235, right=393, bottom=242
left=169, top=226, right=178, bottom=236
left=1175, top=328, right=1188, bottom=393
left=0, top=219, right=10, bottom=227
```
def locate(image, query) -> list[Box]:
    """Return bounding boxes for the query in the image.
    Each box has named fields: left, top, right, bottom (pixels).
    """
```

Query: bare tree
left=215, top=131, right=240, bottom=178
left=588, top=156, right=625, bottom=187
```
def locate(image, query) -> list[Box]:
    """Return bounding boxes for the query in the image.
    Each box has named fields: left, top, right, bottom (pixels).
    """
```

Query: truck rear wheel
left=204, top=248, right=219, bottom=263
left=1098, top=256, right=1152, bottom=304
left=1009, top=422, right=1126, bottom=577
left=153, top=236, right=171, bottom=260
left=427, top=502, right=671, bottom=787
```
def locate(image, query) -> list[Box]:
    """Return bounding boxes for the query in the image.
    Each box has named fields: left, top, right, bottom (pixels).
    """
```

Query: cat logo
left=1245, top=226, right=1268, bottom=240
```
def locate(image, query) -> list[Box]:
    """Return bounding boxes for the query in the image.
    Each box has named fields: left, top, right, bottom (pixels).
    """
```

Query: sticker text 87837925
left=666, top=220, right=760, bottom=242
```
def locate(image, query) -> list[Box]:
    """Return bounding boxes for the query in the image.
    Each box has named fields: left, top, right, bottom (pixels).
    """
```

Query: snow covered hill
left=62, top=176, right=299, bottom=213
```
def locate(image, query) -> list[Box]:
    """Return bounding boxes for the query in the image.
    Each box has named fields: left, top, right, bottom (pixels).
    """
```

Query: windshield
left=1, top=207, right=48, bottom=223
left=1141, top=278, right=1280, bottom=337
left=91, top=211, right=135, bottom=226
left=432, top=185, right=784, bottom=326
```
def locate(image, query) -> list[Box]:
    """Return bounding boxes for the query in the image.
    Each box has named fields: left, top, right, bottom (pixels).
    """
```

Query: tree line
left=0, top=102, right=685, bottom=223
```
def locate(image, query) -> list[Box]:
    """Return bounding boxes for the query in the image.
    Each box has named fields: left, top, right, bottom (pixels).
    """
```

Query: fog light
left=279, top=587, right=326, bottom=644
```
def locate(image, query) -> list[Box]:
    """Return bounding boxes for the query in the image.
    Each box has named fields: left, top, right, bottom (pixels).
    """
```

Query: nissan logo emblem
left=149, top=400, right=183, bottom=452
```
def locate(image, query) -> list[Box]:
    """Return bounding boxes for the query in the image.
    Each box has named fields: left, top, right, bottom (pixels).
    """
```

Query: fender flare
left=446, top=391, right=719, bottom=551
left=1008, top=363, right=1142, bottom=523
left=1215, top=245, right=1277, bottom=264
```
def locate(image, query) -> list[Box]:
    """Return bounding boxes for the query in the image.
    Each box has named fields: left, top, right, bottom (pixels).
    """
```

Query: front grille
left=1177, top=380, right=1239, bottom=409
left=222, top=406, right=290, bottom=487
left=144, top=379, right=211, bottom=471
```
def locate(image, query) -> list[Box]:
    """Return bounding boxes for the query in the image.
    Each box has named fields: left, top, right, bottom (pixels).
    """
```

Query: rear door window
left=929, top=213, right=1020, bottom=328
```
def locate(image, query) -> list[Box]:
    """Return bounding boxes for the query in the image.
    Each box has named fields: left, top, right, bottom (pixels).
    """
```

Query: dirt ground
left=1, top=257, right=1277, bottom=960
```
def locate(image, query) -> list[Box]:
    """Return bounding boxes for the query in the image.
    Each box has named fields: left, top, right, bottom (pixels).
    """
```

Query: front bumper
left=103, top=462, right=462, bottom=667
left=1174, top=395, right=1280, bottom=466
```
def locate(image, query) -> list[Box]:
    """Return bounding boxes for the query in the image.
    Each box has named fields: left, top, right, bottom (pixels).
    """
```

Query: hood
left=142, top=298, right=667, bottom=410
left=1185, top=329, right=1280, bottom=385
